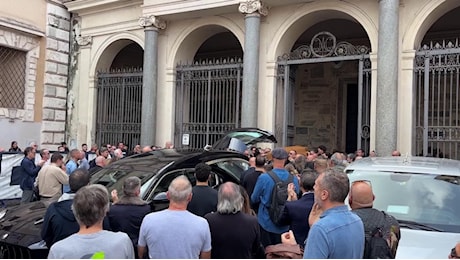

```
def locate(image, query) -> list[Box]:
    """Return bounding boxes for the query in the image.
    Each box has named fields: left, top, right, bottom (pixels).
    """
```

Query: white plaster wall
left=0, top=120, right=41, bottom=150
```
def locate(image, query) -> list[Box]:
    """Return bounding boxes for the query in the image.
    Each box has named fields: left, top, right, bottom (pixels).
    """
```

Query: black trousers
left=259, top=225, right=282, bottom=248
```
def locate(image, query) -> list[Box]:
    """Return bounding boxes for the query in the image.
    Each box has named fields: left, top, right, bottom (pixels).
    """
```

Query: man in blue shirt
left=281, top=168, right=364, bottom=258
left=251, top=148, right=299, bottom=247
left=305, top=168, right=364, bottom=258
left=64, top=149, right=80, bottom=193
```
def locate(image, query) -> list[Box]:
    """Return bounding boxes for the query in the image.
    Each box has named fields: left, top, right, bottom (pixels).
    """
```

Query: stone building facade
left=63, top=0, right=460, bottom=159
left=0, top=0, right=71, bottom=150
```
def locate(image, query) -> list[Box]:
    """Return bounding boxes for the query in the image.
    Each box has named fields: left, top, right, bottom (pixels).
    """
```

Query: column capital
left=238, top=0, right=268, bottom=16
left=139, top=15, right=166, bottom=30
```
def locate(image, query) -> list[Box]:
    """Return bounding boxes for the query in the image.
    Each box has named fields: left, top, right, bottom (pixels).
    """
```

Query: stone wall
left=41, top=2, right=70, bottom=150
left=293, top=61, right=359, bottom=152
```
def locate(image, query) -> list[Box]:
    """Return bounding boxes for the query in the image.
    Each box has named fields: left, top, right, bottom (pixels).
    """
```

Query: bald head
left=167, top=175, right=192, bottom=203
left=392, top=150, right=401, bottom=156
left=349, top=181, right=375, bottom=209
left=95, top=156, right=106, bottom=167
left=142, top=146, right=152, bottom=153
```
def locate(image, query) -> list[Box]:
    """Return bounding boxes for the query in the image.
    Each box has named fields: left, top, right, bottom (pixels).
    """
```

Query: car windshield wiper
left=398, top=220, right=443, bottom=232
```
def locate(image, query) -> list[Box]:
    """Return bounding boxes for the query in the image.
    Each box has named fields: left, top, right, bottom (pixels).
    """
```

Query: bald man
left=142, top=146, right=152, bottom=153
left=449, top=242, right=460, bottom=259
left=349, top=180, right=401, bottom=258
left=392, top=150, right=401, bottom=156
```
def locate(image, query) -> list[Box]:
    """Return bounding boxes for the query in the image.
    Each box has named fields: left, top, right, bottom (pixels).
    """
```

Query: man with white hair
left=204, top=182, right=261, bottom=258
left=138, top=175, right=211, bottom=258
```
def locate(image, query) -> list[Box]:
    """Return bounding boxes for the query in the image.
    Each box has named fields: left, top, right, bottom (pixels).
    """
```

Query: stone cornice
left=65, top=0, right=142, bottom=16
left=0, top=17, right=45, bottom=37
left=238, top=0, right=268, bottom=16
left=138, top=15, right=166, bottom=30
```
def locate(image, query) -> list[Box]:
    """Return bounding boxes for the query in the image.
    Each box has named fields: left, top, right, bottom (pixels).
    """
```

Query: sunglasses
left=352, top=180, right=372, bottom=187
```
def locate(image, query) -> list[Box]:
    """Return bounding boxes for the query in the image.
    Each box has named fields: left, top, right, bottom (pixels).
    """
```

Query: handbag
left=265, top=243, right=303, bottom=259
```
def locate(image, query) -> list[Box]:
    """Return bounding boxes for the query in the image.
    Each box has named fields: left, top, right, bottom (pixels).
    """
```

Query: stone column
left=239, top=0, right=268, bottom=128
left=376, top=0, right=399, bottom=156
left=139, top=16, right=166, bottom=146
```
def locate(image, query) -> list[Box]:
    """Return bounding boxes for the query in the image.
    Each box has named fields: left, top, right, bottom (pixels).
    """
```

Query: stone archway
left=275, top=19, right=372, bottom=154
left=413, top=6, right=460, bottom=160
left=174, top=27, right=244, bottom=149
left=94, top=41, right=144, bottom=149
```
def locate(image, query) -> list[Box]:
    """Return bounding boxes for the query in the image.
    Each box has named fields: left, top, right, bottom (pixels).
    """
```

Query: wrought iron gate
left=415, top=39, right=460, bottom=160
left=276, top=31, right=372, bottom=153
left=95, top=68, right=142, bottom=149
left=175, top=59, right=243, bottom=149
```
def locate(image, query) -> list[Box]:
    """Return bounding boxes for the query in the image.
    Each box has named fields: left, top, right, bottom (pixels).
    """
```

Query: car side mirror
left=152, top=192, right=167, bottom=202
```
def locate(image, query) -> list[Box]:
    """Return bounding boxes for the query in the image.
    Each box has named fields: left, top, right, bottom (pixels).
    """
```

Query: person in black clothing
left=9, top=141, right=21, bottom=152
left=41, top=168, right=90, bottom=248
left=241, top=155, right=265, bottom=212
left=187, top=163, right=217, bottom=217
left=108, top=176, right=151, bottom=258
left=278, top=171, right=316, bottom=245
left=205, top=182, right=261, bottom=259
left=88, top=156, right=106, bottom=176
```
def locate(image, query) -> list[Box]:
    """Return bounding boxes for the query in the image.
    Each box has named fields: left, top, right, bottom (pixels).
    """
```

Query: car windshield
left=347, top=170, right=460, bottom=233
left=91, top=168, right=157, bottom=196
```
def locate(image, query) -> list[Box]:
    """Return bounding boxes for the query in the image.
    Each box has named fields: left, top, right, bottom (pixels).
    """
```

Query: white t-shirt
left=48, top=230, right=134, bottom=259
left=138, top=209, right=212, bottom=258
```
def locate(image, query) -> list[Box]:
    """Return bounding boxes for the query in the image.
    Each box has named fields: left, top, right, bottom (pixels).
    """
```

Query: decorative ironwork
left=175, top=58, right=243, bottom=149
left=95, top=68, right=143, bottom=149
left=278, top=31, right=370, bottom=61
left=414, top=39, right=460, bottom=159
left=0, top=46, right=26, bottom=109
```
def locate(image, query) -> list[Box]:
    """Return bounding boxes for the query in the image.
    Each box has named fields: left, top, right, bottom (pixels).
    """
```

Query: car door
left=211, top=128, right=277, bottom=153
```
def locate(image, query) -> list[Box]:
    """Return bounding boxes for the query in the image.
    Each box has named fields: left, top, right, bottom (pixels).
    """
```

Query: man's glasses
left=352, top=180, right=372, bottom=187
left=451, top=247, right=458, bottom=259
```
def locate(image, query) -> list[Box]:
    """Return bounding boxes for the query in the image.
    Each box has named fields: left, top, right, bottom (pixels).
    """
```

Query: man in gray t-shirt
left=138, top=175, right=211, bottom=258
left=48, top=230, right=133, bottom=259
left=48, top=184, right=134, bottom=259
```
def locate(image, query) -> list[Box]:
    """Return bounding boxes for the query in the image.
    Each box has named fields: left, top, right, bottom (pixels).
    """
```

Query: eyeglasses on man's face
left=451, top=247, right=458, bottom=259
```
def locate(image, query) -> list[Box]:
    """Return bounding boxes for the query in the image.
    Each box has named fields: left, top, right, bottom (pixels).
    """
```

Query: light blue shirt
left=251, top=168, right=300, bottom=234
left=79, top=158, right=90, bottom=170
left=304, top=205, right=364, bottom=259
left=64, top=160, right=78, bottom=193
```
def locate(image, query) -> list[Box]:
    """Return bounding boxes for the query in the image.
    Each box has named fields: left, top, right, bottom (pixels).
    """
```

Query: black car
left=0, top=128, right=276, bottom=258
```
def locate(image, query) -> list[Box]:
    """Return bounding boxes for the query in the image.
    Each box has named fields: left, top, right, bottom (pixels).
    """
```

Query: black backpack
left=363, top=213, right=393, bottom=259
left=266, top=171, right=293, bottom=225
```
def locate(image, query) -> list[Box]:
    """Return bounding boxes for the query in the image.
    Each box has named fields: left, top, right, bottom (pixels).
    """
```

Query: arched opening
left=175, top=29, right=243, bottom=149
left=414, top=6, right=460, bottom=159
left=276, top=18, right=371, bottom=154
left=95, top=41, right=144, bottom=150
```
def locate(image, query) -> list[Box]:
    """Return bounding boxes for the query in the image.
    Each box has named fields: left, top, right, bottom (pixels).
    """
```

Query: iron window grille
left=0, top=46, right=26, bottom=109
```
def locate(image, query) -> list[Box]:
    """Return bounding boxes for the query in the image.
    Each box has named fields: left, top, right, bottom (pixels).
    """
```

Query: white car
left=345, top=156, right=460, bottom=259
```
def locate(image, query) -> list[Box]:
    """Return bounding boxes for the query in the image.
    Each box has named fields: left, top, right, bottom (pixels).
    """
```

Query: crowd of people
left=9, top=140, right=459, bottom=259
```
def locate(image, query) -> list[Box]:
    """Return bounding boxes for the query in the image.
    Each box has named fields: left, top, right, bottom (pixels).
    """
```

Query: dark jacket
left=205, top=211, right=261, bottom=259
left=41, top=198, right=79, bottom=248
left=20, top=157, right=41, bottom=190
left=88, top=165, right=103, bottom=176
left=107, top=196, right=151, bottom=258
left=278, top=192, right=315, bottom=245
left=41, top=194, right=113, bottom=248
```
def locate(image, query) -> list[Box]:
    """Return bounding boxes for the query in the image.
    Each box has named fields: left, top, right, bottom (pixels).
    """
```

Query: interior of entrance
left=292, top=61, right=362, bottom=154
left=288, top=19, right=371, bottom=154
